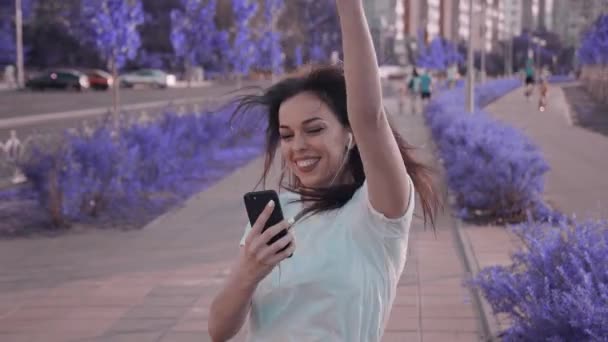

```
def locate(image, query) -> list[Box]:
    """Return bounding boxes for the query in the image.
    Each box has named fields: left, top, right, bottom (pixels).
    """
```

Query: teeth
left=296, top=159, right=318, bottom=167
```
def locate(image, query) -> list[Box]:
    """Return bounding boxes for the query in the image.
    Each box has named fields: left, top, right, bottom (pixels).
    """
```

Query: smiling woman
left=207, top=1, right=440, bottom=341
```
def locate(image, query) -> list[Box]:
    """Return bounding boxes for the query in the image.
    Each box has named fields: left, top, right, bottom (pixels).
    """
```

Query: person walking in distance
left=419, top=68, right=433, bottom=106
left=406, top=67, right=420, bottom=114
left=538, top=67, right=549, bottom=111
left=447, top=63, right=459, bottom=89
left=207, top=1, right=440, bottom=341
left=523, top=58, right=535, bottom=100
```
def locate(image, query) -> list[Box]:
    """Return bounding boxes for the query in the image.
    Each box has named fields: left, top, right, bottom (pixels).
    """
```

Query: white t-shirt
left=239, top=176, right=415, bottom=341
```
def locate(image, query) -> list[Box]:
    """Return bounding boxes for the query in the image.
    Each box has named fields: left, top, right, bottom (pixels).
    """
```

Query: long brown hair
left=231, top=65, right=440, bottom=227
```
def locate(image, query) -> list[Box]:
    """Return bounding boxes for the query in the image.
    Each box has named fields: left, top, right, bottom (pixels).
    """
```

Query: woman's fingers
left=250, top=219, right=291, bottom=252
left=260, top=220, right=291, bottom=244
left=244, top=200, right=275, bottom=247
left=266, top=238, right=297, bottom=265
left=257, top=231, right=295, bottom=262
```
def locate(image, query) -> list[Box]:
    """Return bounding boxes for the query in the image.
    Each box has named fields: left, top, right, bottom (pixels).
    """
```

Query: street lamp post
left=466, top=0, right=475, bottom=113
left=15, top=0, right=24, bottom=89
left=480, top=0, right=487, bottom=83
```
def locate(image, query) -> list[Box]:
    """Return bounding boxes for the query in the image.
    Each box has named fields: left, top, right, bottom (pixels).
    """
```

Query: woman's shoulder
left=345, top=177, right=415, bottom=229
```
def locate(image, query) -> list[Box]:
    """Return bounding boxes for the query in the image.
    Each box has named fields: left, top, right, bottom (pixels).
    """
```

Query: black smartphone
left=243, top=190, right=290, bottom=254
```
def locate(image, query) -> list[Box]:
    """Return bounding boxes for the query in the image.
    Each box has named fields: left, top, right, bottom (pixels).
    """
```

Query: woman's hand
left=236, top=200, right=296, bottom=286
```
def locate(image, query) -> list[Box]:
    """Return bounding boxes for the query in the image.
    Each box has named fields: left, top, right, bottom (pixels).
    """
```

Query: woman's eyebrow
left=279, top=117, right=323, bottom=129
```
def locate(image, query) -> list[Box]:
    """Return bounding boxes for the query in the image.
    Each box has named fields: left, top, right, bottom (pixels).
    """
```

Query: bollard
left=4, top=130, right=27, bottom=184
left=83, top=120, right=94, bottom=136
left=138, top=110, right=151, bottom=124
left=397, top=83, right=405, bottom=115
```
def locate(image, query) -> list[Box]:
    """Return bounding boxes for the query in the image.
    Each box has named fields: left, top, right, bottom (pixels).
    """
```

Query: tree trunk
left=186, top=61, right=192, bottom=88
left=111, top=57, right=120, bottom=122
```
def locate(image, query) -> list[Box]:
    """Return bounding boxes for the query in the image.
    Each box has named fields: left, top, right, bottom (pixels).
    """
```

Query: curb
left=556, top=82, right=580, bottom=127
left=451, top=217, right=502, bottom=341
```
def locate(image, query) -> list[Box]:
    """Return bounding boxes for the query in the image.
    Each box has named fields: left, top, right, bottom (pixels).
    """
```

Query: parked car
left=25, top=69, right=90, bottom=91
left=80, top=69, right=113, bottom=90
left=378, top=65, right=408, bottom=81
left=119, top=69, right=176, bottom=89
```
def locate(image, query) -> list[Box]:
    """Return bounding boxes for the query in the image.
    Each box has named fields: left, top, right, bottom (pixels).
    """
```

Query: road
left=0, top=81, right=267, bottom=142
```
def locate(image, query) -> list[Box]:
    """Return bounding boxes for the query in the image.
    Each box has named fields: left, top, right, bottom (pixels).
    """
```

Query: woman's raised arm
left=336, top=1, right=412, bottom=218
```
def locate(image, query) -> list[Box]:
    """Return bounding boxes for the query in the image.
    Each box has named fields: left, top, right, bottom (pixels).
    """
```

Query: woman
left=208, top=1, right=439, bottom=341
left=406, top=67, right=420, bottom=114
left=523, top=58, right=536, bottom=100
left=419, top=68, right=433, bottom=105
left=538, top=67, right=549, bottom=112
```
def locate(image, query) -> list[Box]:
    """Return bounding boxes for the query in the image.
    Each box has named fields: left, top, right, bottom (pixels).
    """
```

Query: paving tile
left=420, top=295, right=472, bottom=307
left=0, top=333, right=34, bottom=342
left=147, top=285, right=209, bottom=297
left=66, top=307, right=129, bottom=320
left=26, top=295, right=143, bottom=308
left=89, top=332, right=162, bottom=342
left=159, top=331, right=213, bottom=342
left=395, top=284, right=418, bottom=297
left=385, top=314, right=419, bottom=332
left=422, top=331, right=482, bottom=342
left=171, top=318, right=207, bottom=332
left=421, top=306, right=477, bottom=319
left=388, top=306, right=420, bottom=319
left=106, top=318, right=176, bottom=334
left=139, top=295, right=198, bottom=308
left=123, top=305, right=188, bottom=319
left=2, top=307, right=72, bottom=320
left=392, top=294, right=419, bottom=307
left=382, top=331, right=421, bottom=342
left=421, top=317, right=479, bottom=332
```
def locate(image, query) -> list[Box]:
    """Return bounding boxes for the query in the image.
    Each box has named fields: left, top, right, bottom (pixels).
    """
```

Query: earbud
left=346, top=133, right=353, bottom=151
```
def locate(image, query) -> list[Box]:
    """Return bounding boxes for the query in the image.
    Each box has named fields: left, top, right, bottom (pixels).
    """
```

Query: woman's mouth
left=294, top=158, right=320, bottom=173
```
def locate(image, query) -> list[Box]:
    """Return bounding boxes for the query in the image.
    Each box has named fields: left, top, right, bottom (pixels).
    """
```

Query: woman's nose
left=292, top=134, right=307, bottom=151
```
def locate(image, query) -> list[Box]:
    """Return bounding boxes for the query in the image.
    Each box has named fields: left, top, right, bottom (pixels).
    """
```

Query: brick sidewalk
left=0, top=97, right=485, bottom=341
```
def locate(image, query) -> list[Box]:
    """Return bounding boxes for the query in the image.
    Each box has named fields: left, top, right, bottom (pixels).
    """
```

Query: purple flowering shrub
left=425, top=79, right=558, bottom=223
left=473, top=220, right=608, bottom=341
left=547, top=75, right=576, bottom=84
left=19, top=107, right=266, bottom=227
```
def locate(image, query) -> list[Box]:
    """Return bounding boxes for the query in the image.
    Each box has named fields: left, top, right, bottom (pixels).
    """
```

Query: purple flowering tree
left=170, top=0, right=229, bottom=81
left=577, top=14, right=608, bottom=65
left=416, top=31, right=463, bottom=71
left=0, top=20, right=14, bottom=66
left=81, top=0, right=144, bottom=115
left=0, top=0, right=35, bottom=66
left=298, top=0, right=341, bottom=63
left=294, top=44, right=304, bottom=68
left=255, top=0, right=284, bottom=75
left=229, top=0, right=257, bottom=85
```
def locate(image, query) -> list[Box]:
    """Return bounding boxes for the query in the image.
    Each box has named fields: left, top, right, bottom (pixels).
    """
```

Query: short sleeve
left=353, top=174, right=415, bottom=239
left=239, top=222, right=252, bottom=247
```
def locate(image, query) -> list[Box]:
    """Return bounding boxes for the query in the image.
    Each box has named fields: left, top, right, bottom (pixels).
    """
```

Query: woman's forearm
left=336, top=0, right=384, bottom=124
left=208, top=270, right=256, bottom=341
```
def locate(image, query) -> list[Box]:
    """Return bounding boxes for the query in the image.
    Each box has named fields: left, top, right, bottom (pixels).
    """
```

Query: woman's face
left=278, top=92, right=351, bottom=189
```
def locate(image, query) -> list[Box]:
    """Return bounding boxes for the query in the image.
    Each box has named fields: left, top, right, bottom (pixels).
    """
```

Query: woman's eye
left=280, top=134, right=293, bottom=140
left=307, top=127, right=324, bottom=134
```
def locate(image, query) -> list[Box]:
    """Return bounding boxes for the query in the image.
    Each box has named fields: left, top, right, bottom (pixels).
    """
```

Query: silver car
left=119, top=69, right=176, bottom=89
